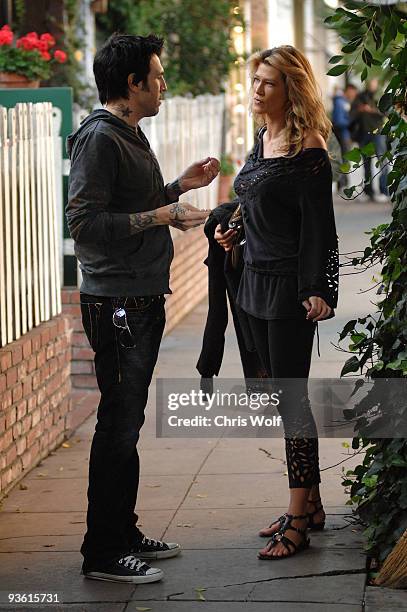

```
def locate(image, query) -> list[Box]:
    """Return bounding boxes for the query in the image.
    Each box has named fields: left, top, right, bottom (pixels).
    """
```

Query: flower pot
left=0, top=72, right=40, bottom=88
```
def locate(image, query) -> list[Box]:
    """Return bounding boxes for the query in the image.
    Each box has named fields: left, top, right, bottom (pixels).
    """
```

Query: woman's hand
left=214, top=224, right=237, bottom=251
left=302, top=296, right=332, bottom=321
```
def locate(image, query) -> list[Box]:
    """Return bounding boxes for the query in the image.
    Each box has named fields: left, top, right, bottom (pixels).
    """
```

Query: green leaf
left=328, top=55, right=344, bottom=64
left=341, top=356, right=360, bottom=376
left=361, top=67, right=368, bottom=82
left=340, top=161, right=351, bottom=173
left=343, top=186, right=356, bottom=198
left=327, top=64, right=349, bottom=77
left=339, top=319, right=357, bottom=341
left=361, top=141, right=376, bottom=157
left=344, top=148, right=362, bottom=163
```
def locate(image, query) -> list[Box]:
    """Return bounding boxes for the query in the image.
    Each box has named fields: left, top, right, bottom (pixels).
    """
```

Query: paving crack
left=211, top=568, right=366, bottom=589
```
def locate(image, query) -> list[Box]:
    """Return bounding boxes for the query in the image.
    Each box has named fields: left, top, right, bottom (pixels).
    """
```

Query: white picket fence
left=0, top=102, right=61, bottom=348
left=140, top=94, right=225, bottom=210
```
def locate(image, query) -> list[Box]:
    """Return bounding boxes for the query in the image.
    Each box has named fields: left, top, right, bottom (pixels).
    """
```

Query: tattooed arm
left=129, top=203, right=210, bottom=235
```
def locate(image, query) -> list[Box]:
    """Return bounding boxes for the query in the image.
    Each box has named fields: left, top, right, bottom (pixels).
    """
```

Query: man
left=66, top=33, right=219, bottom=584
left=332, top=83, right=358, bottom=191
left=350, top=78, right=389, bottom=202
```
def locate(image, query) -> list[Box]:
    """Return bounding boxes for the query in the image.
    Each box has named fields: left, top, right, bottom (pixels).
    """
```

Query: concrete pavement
left=1, top=198, right=405, bottom=611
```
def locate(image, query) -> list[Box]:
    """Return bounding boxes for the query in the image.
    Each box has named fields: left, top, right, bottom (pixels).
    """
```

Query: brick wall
left=0, top=316, right=72, bottom=497
left=62, top=227, right=208, bottom=391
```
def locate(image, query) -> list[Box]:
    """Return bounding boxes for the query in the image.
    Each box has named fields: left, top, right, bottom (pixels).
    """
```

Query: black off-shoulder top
left=235, top=127, right=339, bottom=320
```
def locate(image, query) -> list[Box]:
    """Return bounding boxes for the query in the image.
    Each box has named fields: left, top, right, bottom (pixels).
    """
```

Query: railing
left=0, top=102, right=61, bottom=347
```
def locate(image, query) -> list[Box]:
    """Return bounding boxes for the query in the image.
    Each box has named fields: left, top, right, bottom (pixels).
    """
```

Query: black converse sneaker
left=82, top=554, right=164, bottom=583
left=132, top=536, right=181, bottom=560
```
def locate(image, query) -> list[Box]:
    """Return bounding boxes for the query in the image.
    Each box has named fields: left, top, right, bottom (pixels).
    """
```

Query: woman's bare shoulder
left=303, top=131, right=327, bottom=151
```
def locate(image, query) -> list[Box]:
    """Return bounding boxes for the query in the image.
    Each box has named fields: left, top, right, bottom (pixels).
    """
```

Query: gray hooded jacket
left=66, top=110, right=174, bottom=297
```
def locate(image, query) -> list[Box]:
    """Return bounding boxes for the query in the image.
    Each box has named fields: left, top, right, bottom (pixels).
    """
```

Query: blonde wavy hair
left=248, top=45, right=331, bottom=157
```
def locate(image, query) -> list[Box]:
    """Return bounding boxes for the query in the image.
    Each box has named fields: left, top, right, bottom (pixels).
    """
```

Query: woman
left=215, top=46, right=339, bottom=560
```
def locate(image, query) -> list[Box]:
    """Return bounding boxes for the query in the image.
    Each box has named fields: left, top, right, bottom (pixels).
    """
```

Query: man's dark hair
left=345, top=83, right=358, bottom=91
left=94, top=33, right=164, bottom=104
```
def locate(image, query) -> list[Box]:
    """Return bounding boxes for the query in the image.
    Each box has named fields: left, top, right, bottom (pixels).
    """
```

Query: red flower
left=0, top=26, right=13, bottom=46
left=37, top=40, right=49, bottom=52
left=26, top=31, right=39, bottom=40
left=40, top=33, right=56, bottom=48
left=54, top=49, right=67, bottom=63
left=16, top=36, right=36, bottom=51
left=41, top=51, right=51, bottom=61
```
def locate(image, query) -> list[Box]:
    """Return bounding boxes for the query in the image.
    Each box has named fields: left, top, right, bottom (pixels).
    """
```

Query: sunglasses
left=112, top=307, right=136, bottom=348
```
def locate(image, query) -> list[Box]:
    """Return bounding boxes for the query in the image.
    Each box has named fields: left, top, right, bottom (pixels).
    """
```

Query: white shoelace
left=119, top=555, right=146, bottom=571
left=142, top=536, right=164, bottom=548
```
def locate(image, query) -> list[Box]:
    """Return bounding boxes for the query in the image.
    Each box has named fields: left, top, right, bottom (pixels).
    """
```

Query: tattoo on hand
left=129, top=210, right=157, bottom=234
left=169, top=202, right=187, bottom=229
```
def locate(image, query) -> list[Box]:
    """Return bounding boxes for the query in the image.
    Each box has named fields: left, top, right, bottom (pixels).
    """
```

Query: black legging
left=247, top=314, right=320, bottom=489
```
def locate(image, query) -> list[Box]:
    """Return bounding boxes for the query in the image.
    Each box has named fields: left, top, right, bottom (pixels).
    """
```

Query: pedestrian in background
left=350, top=78, right=389, bottom=202
left=332, top=83, right=358, bottom=191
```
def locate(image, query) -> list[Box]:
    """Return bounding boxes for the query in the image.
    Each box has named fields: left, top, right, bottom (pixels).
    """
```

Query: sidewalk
left=0, top=199, right=402, bottom=611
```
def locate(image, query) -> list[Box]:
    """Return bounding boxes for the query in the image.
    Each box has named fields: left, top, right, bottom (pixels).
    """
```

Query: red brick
left=0, top=428, right=13, bottom=452
left=41, top=401, right=50, bottom=418
left=71, top=361, right=93, bottom=375
left=0, top=351, right=12, bottom=372
left=12, top=421, right=22, bottom=439
left=41, top=328, right=51, bottom=346
left=27, top=394, right=36, bottom=412
left=0, top=414, right=5, bottom=434
left=22, top=376, right=32, bottom=397
left=61, top=289, right=72, bottom=304
left=27, top=423, right=41, bottom=447
left=12, top=384, right=23, bottom=403
left=16, top=436, right=26, bottom=456
left=17, top=361, right=27, bottom=380
left=50, top=357, right=59, bottom=377
left=72, top=347, right=94, bottom=361
left=36, top=347, right=46, bottom=368
left=6, top=367, right=17, bottom=387
left=6, top=407, right=16, bottom=429
left=31, top=333, right=41, bottom=352
left=48, top=321, right=58, bottom=341
left=70, top=291, right=80, bottom=304
left=32, top=371, right=41, bottom=390
left=46, top=344, right=54, bottom=360
left=22, top=339, right=32, bottom=359
left=57, top=318, right=67, bottom=333
left=16, top=400, right=27, bottom=420
left=21, top=414, right=32, bottom=435
left=72, top=332, right=90, bottom=347
left=1, top=467, right=13, bottom=489
left=63, top=304, right=81, bottom=317
left=27, top=355, right=37, bottom=373
left=73, top=374, right=96, bottom=388
left=0, top=373, right=6, bottom=393
left=40, top=363, right=50, bottom=383
left=31, top=407, right=41, bottom=427
left=5, top=442, right=17, bottom=465
left=72, top=318, right=85, bottom=332
left=37, top=387, right=46, bottom=406
left=1, top=389, right=12, bottom=411
left=11, top=344, right=23, bottom=366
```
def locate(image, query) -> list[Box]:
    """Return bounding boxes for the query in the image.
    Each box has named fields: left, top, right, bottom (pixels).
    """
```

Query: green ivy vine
left=325, top=1, right=407, bottom=564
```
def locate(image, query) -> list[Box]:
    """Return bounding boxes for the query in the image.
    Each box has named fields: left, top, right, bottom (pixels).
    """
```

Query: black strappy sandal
left=258, top=513, right=310, bottom=560
left=258, top=513, right=287, bottom=538
left=307, top=497, right=325, bottom=531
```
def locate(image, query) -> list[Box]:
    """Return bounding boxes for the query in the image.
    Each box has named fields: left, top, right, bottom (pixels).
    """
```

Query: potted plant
left=218, top=153, right=236, bottom=203
left=0, top=26, right=67, bottom=88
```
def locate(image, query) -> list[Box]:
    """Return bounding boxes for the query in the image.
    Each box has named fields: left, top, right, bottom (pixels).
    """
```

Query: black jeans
left=247, top=315, right=320, bottom=489
left=80, top=293, right=166, bottom=568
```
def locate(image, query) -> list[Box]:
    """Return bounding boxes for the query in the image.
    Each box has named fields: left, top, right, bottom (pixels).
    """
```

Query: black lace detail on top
left=234, top=132, right=339, bottom=318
